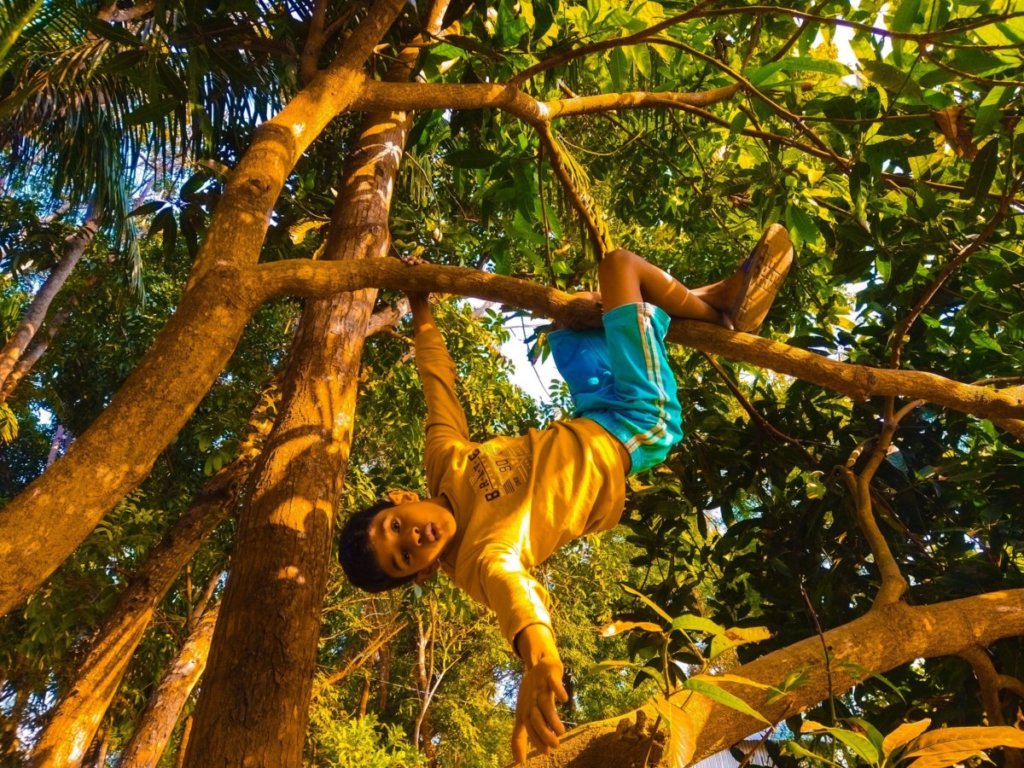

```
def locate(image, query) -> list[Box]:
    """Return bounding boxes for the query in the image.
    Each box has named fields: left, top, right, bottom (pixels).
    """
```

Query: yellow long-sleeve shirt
left=416, top=325, right=628, bottom=650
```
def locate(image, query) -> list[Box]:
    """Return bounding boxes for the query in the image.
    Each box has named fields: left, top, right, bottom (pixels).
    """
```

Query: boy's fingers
left=529, top=707, right=560, bottom=750
left=539, top=695, right=565, bottom=737
left=511, top=721, right=528, bottom=764
left=554, top=677, right=569, bottom=703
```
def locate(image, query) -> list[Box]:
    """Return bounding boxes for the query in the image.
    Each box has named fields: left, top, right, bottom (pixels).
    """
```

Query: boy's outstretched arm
left=407, top=291, right=434, bottom=334
left=512, top=624, right=569, bottom=764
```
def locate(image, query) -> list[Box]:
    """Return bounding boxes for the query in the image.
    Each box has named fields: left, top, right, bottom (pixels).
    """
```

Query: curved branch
left=841, top=397, right=921, bottom=608
left=3, top=256, right=1021, bottom=619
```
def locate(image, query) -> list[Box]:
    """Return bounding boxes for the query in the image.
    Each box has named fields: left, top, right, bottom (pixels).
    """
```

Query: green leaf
left=629, top=44, right=652, bottom=79
left=653, top=696, right=696, bottom=768
left=802, top=721, right=881, bottom=766
left=621, top=584, right=673, bottom=624
left=785, top=739, right=844, bottom=766
left=891, top=0, right=921, bottom=33
left=671, top=614, right=725, bottom=636
left=446, top=148, right=501, bottom=169
left=83, top=17, right=143, bottom=47
left=785, top=205, right=821, bottom=248
left=599, top=620, right=663, bottom=636
left=974, top=86, right=1008, bottom=140
left=962, top=139, right=999, bottom=209
left=683, top=676, right=771, bottom=725
left=125, top=99, right=178, bottom=127
left=609, top=47, right=629, bottom=92
left=859, top=61, right=922, bottom=100
left=709, top=625, right=772, bottom=659
left=495, top=0, right=529, bottom=47
left=904, top=725, right=1024, bottom=768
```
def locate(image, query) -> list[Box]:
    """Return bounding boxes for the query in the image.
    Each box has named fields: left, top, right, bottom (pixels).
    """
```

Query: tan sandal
left=730, top=224, right=794, bottom=333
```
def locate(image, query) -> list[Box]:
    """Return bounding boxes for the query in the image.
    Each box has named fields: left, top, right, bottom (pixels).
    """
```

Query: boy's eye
left=390, top=519, right=400, bottom=532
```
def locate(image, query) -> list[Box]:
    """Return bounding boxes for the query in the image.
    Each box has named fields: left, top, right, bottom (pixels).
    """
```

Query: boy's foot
left=730, top=224, right=794, bottom=333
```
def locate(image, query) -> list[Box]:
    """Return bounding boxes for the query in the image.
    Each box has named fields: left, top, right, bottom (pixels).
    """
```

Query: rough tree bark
left=181, top=0, right=446, bottom=761
left=117, top=604, right=219, bottom=768
left=520, top=589, right=1024, bottom=768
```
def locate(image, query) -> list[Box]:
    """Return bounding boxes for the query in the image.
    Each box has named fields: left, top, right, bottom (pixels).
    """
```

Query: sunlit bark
left=26, top=461, right=243, bottom=768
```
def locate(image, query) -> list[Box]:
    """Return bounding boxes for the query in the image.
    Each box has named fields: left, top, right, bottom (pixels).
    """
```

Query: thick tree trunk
left=0, top=218, right=96, bottom=394
left=520, top=589, right=1024, bottom=768
left=182, top=12, right=427, bottom=760
left=0, top=0, right=404, bottom=618
left=25, top=459, right=244, bottom=768
left=117, top=604, right=219, bottom=768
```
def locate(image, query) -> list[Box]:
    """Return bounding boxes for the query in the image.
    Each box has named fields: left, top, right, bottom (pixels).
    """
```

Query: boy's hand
left=512, top=625, right=568, bottom=764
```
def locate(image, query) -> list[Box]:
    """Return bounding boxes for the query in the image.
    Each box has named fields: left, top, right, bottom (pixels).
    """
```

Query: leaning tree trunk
left=0, top=307, right=68, bottom=404
left=0, top=216, right=96, bottom=395
left=25, top=458, right=247, bottom=768
left=117, top=603, right=219, bottom=768
left=182, top=5, right=450, bottom=761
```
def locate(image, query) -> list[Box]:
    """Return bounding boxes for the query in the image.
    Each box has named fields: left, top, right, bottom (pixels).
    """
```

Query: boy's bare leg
left=598, top=248, right=742, bottom=327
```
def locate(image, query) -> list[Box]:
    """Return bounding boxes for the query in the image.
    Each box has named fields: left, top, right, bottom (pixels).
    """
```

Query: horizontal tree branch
left=248, top=258, right=1024, bottom=426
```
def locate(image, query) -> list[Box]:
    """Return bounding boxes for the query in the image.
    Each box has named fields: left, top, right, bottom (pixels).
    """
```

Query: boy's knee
left=600, top=248, right=639, bottom=280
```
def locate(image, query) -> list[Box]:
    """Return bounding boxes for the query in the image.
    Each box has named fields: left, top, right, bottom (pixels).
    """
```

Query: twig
left=800, top=580, right=836, bottom=724
left=889, top=173, right=1023, bottom=368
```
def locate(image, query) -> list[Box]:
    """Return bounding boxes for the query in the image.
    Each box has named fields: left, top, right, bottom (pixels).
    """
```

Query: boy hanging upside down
left=339, top=224, right=793, bottom=764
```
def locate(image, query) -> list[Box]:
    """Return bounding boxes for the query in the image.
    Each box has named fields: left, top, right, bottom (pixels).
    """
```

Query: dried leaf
left=931, top=106, right=978, bottom=158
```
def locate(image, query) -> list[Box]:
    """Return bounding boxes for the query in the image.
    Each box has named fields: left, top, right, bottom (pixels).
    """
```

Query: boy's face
left=369, top=498, right=457, bottom=581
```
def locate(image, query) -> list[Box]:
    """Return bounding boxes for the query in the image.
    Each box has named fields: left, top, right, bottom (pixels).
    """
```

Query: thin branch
left=889, top=172, right=1022, bottom=368
left=318, top=621, right=409, bottom=691
left=800, top=581, right=836, bottom=723
left=650, top=36, right=845, bottom=166
left=509, top=0, right=722, bottom=86
left=920, top=46, right=1024, bottom=88
left=696, top=6, right=1024, bottom=44
left=300, top=0, right=331, bottom=85
left=701, top=352, right=809, bottom=451
left=535, top=124, right=613, bottom=254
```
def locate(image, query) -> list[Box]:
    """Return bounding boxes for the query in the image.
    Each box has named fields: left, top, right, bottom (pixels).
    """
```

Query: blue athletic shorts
left=547, top=303, right=683, bottom=474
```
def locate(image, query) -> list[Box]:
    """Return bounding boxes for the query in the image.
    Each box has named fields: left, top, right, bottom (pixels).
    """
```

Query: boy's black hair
left=338, top=499, right=417, bottom=593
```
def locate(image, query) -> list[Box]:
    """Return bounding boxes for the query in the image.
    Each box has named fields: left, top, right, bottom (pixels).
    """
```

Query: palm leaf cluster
left=0, top=0, right=296, bottom=284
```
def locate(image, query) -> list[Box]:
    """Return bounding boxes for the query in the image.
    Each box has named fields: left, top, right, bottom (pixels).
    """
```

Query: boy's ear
left=387, top=489, right=420, bottom=505
left=414, top=560, right=441, bottom=584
